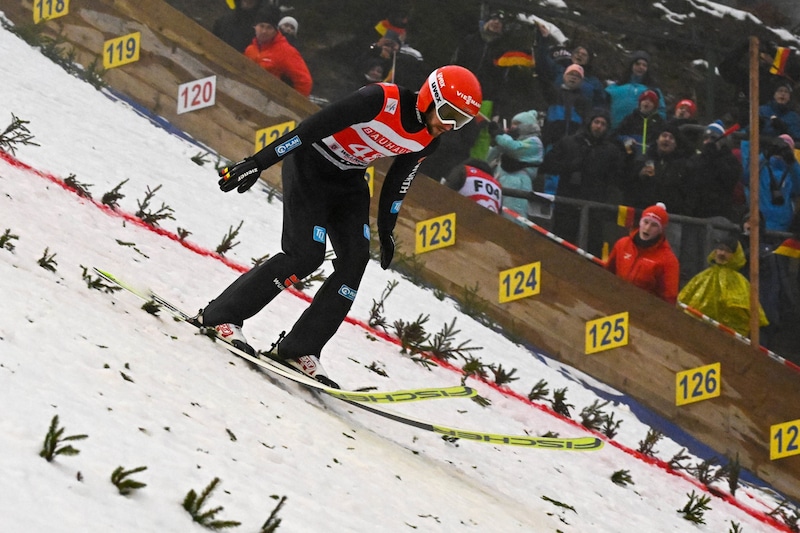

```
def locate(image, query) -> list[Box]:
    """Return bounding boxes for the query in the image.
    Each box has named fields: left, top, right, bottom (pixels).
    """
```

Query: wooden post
left=748, top=36, right=761, bottom=350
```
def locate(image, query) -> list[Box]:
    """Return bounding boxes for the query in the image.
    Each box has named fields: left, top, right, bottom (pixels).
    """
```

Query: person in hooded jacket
left=679, top=233, right=768, bottom=337
left=614, top=89, right=667, bottom=161
left=606, top=202, right=680, bottom=304
left=539, top=108, right=623, bottom=254
left=486, top=110, right=545, bottom=221
left=212, top=0, right=263, bottom=53
left=605, top=50, right=666, bottom=128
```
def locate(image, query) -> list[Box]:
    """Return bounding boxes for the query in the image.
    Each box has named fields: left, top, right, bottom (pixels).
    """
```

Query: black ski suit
left=202, top=83, right=439, bottom=359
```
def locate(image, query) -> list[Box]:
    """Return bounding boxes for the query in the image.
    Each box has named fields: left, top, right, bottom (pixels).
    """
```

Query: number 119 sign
left=177, top=75, right=217, bottom=114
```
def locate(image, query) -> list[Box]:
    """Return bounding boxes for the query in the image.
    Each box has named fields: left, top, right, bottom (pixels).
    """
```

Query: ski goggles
left=434, top=101, right=474, bottom=130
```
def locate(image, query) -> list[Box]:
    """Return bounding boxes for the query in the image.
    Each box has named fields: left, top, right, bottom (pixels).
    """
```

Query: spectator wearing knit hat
left=605, top=50, right=666, bottom=128
left=605, top=202, right=680, bottom=304
left=541, top=63, right=590, bottom=150
left=668, top=99, right=701, bottom=150
left=486, top=110, right=545, bottom=222
left=614, top=89, right=666, bottom=161
left=244, top=6, right=313, bottom=97
left=278, top=16, right=299, bottom=47
left=540, top=107, right=624, bottom=256
left=684, top=120, right=742, bottom=221
left=622, top=122, right=691, bottom=215
left=534, top=24, right=608, bottom=110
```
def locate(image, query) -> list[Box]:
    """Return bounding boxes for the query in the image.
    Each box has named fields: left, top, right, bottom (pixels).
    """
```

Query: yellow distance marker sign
left=498, top=262, right=541, bottom=303
left=770, top=419, right=800, bottom=460
left=33, top=0, right=69, bottom=22
left=364, top=166, right=374, bottom=197
left=415, top=213, right=456, bottom=254
left=255, top=121, right=297, bottom=152
left=675, top=362, right=720, bottom=406
left=585, top=312, right=629, bottom=354
left=103, top=32, right=141, bottom=69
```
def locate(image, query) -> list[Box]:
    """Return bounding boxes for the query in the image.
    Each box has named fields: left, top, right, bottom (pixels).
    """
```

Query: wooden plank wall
left=6, top=0, right=800, bottom=502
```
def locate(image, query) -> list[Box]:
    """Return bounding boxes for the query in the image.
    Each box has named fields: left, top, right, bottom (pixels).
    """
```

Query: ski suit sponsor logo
left=275, top=135, right=301, bottom=156
left=384, top=98, right=398, bottom=114
left=313, top=226, right=326, bottom=243
left=361, top=126, right=413, bottom=156
left=399, top=162, right=421, bottom=194
left=363, top=224, right=370, bottom=240
left=273, top=274, right=299, bottom=290
left=390, top=200, right=402, bottom=214
left=338, top=284, right=357, bottom=301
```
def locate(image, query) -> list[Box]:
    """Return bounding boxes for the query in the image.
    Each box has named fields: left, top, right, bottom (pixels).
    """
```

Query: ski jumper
left=202, top=83, right=438, bottom=359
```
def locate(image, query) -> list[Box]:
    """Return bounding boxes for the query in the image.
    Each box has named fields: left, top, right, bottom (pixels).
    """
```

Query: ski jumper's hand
left=379, top=232, right=395, bottom=270
left=218, top=157, right=262, bottom=193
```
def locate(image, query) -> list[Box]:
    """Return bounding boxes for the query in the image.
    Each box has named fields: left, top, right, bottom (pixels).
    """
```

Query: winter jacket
left=541, top=85, right=589, bottom=149
left=741, top=140, right=800, bottom=231
left=487, top=112, right=545, bottom=218
left=606, top=230, right=680, bottom=304
left=679, top=242, right=768, bottom=336
left=684, top=142, right=742, bottom=220
left=614, top=110, right=666, bottom=157
left=623, top=145, right=690, bottom=214
left=539, top=127, right=623, bottom=203
left=758, top=100, right=800, bottom=141
left=244, top=32, right=313, bottom=97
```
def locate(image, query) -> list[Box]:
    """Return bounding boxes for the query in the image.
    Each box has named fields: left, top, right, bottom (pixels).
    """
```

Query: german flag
left=774, top=237, right=800, bottom=258
left=495, top=51, right=534, bottom=68
left=617, top=205, right=636, bottom=228
left=770, top=47, right=791, bottom=76
left=374, top=19, right=406, bottom=41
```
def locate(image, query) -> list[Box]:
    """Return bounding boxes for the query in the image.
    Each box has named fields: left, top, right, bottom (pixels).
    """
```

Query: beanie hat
left=714, top=231, right=740, bottom=253
left=564, top=64, right=584, bottom=79
left=588, top=107, right=611, bottom=124
left=774, top=79, right=793, bottom=94
left=779, top=134, right=796, bottom=149
left=255, top=5, right=281, bottom=28
left=278, top=16, right=298, bottom=34
left=704, top=120, right=725, bottom=140
left=641, top=202, right=669, bottom=229
left=630, top=50, right=651, bottom=64
left=675, top=99, right=697, bottom=117
left=639, top=89, right=659, bottom=105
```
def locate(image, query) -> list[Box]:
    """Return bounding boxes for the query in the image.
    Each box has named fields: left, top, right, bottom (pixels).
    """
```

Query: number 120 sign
left=177, top=76, right=217, bottom=114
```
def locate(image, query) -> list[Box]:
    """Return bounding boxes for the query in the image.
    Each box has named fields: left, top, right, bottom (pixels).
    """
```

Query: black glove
left=486, top=121, right=501, bottom=138
left=379, top=232, right=395, bottom=270
left=218, top=157, right=262, bottom=193
left=771, top=116, right=789, bottom=135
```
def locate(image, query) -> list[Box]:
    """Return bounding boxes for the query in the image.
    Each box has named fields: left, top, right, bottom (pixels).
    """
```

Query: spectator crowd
left=211, top=2, right=800, bottom=359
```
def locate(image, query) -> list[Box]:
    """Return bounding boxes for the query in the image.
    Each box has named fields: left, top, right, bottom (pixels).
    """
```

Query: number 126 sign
left=177, top=75, right=217, bottom=114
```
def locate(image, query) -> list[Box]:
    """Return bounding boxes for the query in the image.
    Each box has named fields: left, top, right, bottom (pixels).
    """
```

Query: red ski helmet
left=417, top=65, right=482, bottom=130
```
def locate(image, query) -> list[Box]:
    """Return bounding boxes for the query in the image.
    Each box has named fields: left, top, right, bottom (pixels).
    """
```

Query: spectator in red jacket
left=605, top=202, right=680, bottom=304
left=244, top=6, right=312, bottom=97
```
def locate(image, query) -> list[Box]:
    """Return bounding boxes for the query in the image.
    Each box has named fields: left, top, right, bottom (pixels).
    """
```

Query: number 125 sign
left=177, top=76, right=217, bottom=114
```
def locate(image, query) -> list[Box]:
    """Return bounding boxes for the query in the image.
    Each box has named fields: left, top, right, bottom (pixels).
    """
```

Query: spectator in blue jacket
left=486, top=110, right=545, bottom=222
left=742, top=134, right=800, bottom=232
left=605, top=50, right=666, bottom=128
left=758, top=80, right=800, bottom=142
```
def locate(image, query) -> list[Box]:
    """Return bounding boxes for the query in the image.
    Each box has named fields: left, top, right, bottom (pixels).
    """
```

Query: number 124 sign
left=177, top=76, right=217, bottom=114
